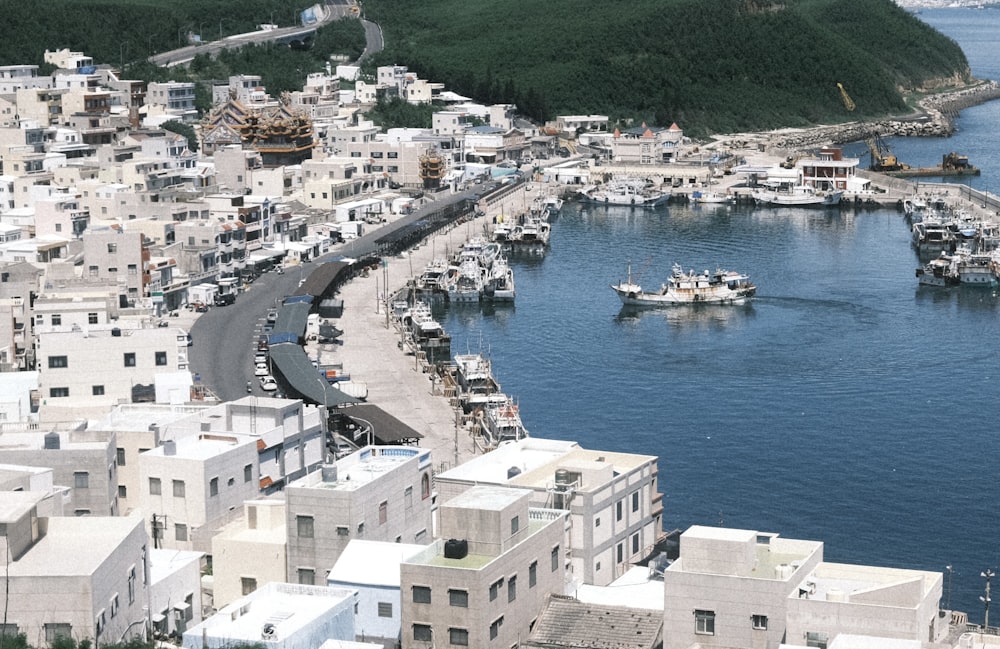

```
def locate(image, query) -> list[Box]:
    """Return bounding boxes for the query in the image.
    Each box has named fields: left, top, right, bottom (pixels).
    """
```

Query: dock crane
left=837, top=83, right=856, bottom=112
left=866, top=132, right=907, bottom=172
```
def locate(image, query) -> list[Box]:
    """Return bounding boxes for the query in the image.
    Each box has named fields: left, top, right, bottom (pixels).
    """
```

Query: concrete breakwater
left=766, top=80, right=1000, bottom=152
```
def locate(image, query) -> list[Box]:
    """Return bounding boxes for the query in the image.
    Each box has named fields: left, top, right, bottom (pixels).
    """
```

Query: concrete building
left=182, top=582, right=357, bottom=649
left=149, top=548, right=205, bottom=639
left=37, top=321, right=191, bottom=419
left=435, top=437, right=662, bottom=587
left=157, top=397, right=327, bottom=495
left=212, top=499, right=288, bottom=609
left=400, top=486, right=569, bottom=649
left=0, top=495, right=151, bottom=649
left=80, top=227, right=148, bottom=304
left=610, top=123, right=684, bottom=165
left=785, top=562, right=947, bottom=648
left=146, top=81, right=198, bottom=123
left=0, top=425, right=118, bottom=516
left=139, top=432, right=260, bottom=553
left=327, top=540, right=426, bottom=646
left=285, top=446, right=435, bottom=586
left=662, top=526, right=824, bottom=649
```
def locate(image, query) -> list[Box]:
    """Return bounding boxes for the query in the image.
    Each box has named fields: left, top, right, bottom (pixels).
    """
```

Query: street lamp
left=946, top=565, right=953, bottom=611
left=982, top=569, right=994, bottom=631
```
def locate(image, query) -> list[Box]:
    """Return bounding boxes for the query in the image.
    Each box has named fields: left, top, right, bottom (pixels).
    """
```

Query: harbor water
left=438, top=8, right=1000, bottom=623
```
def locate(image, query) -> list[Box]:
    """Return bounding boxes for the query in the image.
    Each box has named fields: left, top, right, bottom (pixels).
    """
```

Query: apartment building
left=139, top=433, right=260, bottom=553
left=285, top=445, right=436, bottom=586
left=0, top=426, right=118, bottom=516
left=212, top=498, right=288, bottom=609
left=609, top=123, right=684, bottom=165
left=400, top=486, right=569, bottom=649
left=662, top=526, right=825, bottom=649
left=80, top=227, right=148, bottom=302
left=146, top=81, right=198, bottom=123
left=182, top=582, right=357, bottom=649
left=149, top=548, right=205, bottom=639
left=435, top=437, right=662, bottom=587
left=0, top=494, right=150, bottom=648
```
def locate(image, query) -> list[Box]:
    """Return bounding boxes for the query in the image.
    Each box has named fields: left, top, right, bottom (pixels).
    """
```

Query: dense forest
left=362, top=0, right=972, bottom=134
left=0, top=0, right=973, bottom=136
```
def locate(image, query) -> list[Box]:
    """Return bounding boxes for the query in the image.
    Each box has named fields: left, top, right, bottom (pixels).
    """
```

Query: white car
left=254, top=352, right=268, bottom=365
left=254, top=362, right=269, bottom=376
left=260, top=376, right=278, bottom=391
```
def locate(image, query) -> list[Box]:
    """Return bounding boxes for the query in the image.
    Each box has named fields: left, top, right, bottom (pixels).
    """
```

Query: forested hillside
left=363, top=0, right=971, bottom=134
left=0, top=0, right=971, bottom=135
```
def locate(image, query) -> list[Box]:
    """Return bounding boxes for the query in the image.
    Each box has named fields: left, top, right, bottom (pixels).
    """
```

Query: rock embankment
left=766, top=80, right=1000, bottom=152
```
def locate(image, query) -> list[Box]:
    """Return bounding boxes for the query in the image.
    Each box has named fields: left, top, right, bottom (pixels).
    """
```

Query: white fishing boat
left=402, top=302, right=451, bottom=362
left=578, top=178, right=670, bottom=207
left=915, top=252, right=960, bottom=287
left=752, top=185, right=843, bottom=207
left=480, top=396, right=529, bottom=448
left=448, top=258, right=486, bottom=303
left=484, top=256, right=516, bottom=302
left=692, top=190, right=734, bottom=205
left=612, top=262, right=756, bottom=306
left=453, top=353, right=505, bottom=412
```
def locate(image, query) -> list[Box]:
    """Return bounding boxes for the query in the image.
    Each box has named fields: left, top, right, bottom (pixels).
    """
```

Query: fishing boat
left=402, top=301, right=451, bottom=362
left=915, top=252, right=960, bottom=287
left=483, top=256, right=516, bottom=302
left=751, top=185, right=843, bottom=207
left=453, top=353, right=505, bottom=413
left=578, top=178, right=670, bottom=207
left=480, top=396, right=529, bottom=449
left=611, top=262, right=756, bottom=306
left=692, top=190, right=734, bottom=205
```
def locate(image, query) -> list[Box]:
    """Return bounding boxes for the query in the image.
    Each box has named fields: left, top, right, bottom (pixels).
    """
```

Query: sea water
left=439, top=7, right=1000, bottom=622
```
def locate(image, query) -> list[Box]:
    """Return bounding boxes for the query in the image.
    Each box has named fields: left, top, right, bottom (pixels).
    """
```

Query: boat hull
left=612, top=284, right=755, bottom=306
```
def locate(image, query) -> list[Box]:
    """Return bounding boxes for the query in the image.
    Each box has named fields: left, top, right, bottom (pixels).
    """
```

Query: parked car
left=260, top=376, right=278, bottom=391
left=254, top=352, right=268, bottom=365
left=254, top=362, right=269, bottom=376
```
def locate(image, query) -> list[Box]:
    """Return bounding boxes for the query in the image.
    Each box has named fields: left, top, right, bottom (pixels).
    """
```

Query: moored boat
left=752, top=185, right=843, bottom=207
left=612, top=262, right=756, bottom=306
left=578, top=178, right=670, bottom=207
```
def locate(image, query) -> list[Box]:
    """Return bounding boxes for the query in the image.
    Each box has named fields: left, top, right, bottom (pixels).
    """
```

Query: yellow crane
left=837, top=83, right=856, bottom=112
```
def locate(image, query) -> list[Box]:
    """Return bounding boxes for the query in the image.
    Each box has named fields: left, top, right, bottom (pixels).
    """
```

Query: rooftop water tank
left=162, top=439, right=176, bottom=456
left=321, top=464, right=338, bottom=483
left=43, top=432, right=60, bottom=449
left=444, top=538, right=468, bottom=560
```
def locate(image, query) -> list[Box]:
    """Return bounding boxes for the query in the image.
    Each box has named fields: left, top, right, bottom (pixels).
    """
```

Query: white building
left=212, top=498, right=288, bottom=609
left=182, top=582, right=357, bottom=649
left=0, top=495, right=151, bottom=649
left=149, top=548, right=205, bottom=639
left=327, top=540, right=426, bottom=646
left=435, top=437, right=662, bottom=588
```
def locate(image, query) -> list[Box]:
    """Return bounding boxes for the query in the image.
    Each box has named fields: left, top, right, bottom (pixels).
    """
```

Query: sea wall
left=766, top=80, right=1000, bottom=152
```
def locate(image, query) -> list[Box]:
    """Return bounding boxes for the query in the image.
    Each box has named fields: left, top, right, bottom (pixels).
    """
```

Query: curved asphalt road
left=189, top=188, right=484, bottom=402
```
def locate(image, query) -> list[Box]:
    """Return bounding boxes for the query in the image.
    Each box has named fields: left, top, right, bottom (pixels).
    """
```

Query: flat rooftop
left=436, top=438, right=656, bottom=492
left=9, top=515, right=143, bottom=577
left=296, top=447, right=427, bottom=491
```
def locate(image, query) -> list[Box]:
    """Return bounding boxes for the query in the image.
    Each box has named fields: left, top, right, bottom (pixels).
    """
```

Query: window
left=806, top=632, right=828, bottom=649
left=489, top=578, right=503, bottom=601
left=149, top=477, right=161, bottom=495
left=752, top=614, right=768, bottom=630
left=209, top=477, right=219, bottom=496
left=388, top=151, right=398, bottom=159
left=511, top=515, right=519, bottom=535
left=695, top=610, right=715, bottom=635
left=405, top=486, right=413, bottom=509
left=377, top=602, right=393, bottom=618
left=337, top=525, right=350, bottom=537
left=155, top=351, right=168, bottom=366
left=632, top=491, right=640, bottom=512
left=175, top=523, right=188, bottom=542
left=51, top=314, right=61, bottom=326
left=116, top=448, right=126, bottom=466
left=118, top=485, right=127, bottom=498
left=388, top=165, right=399, bottom=173
left=551, top=545, right=560, bottom=572
left=297, top=515, right=315, bottom=538
left=412, top=585, right=431, bottom=604
left=448, top=628, right=468, bottom=646
left=507, top=575, right=517, bottom=602
left=93, top=385, right=105, bottom=396
left=0, top=625, right=19, bottom=638
left=413, top=625, right=432, bottom=642
left=529, top=561, right=537, bottom=587
left=74, top=471, right=89, bottom=489
left=616, top=500, right=623, bottom=521
left=595, top=517, right=601, bottom=528
left=88, top=312, right=99, bottom=324
left=172, top=479, right=185, bottom=497
left=241, top=577, right=257, bottom=596
left=107, top=243, right=117, bottom=253
left=110, top=593, right=119, bottom=617
left=298, top=568, right=315, bottom=585
left=48, top=355, right=68, bottom=368
left=124, top=352, right=136, bottom=367
left=128, top=264, right=137, bottom=276
left=448, top=589, right=468, bottom=607
left=490, top=617, right=503, bottom=640
left=379, top=500, right=388, bottom=524
left=127, top=566, right=136, bottom=604
left=49, top=387, right=69, bottom=398
left=45, top=624, right=72, bottom=644
left=244, top=464, right=253, bottom=482
left=372, top=151, right=383, bottom=158
left=617, top=543, right=623, bottom=563
left=75, top=509, right=91, bottom=516
left=632, top=532, right=640, bottom=554
left=421, top=472, right=430, bottom=499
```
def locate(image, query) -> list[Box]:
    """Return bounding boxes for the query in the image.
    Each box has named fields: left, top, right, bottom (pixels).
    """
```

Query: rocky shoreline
left=762, top=79, right=1000, bottom=152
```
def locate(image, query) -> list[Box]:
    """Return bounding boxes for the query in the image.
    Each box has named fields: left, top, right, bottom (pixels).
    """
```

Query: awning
left=269, top=343, right=360, bottom=407
left=337, top=403, right=423, bottom=444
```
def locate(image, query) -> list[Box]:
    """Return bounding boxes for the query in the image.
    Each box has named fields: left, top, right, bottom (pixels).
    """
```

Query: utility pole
left=982, top=569, right=995, bottom=630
